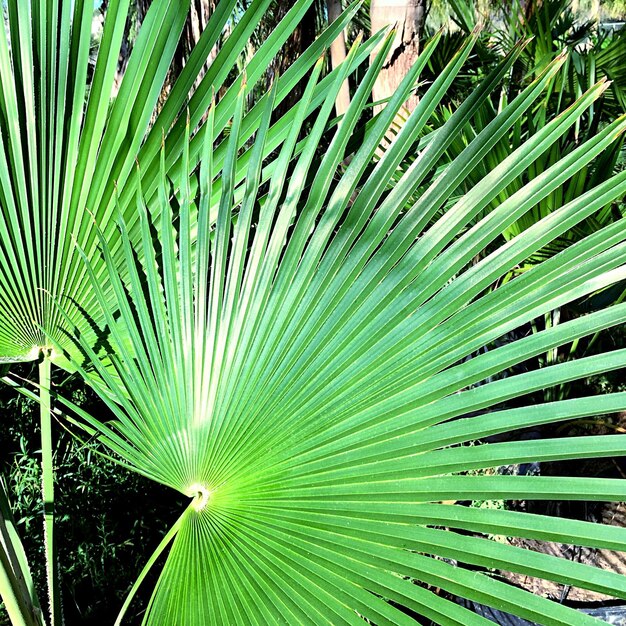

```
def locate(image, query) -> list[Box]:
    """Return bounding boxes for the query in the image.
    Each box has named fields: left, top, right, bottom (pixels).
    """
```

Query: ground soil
left=497, top=411, right=626, bottom=603
left=501, top=499, right=626, bottom=602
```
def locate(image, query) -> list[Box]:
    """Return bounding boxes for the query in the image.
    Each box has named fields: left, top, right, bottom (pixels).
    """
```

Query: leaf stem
left=39, top=355, right=62, bottom=625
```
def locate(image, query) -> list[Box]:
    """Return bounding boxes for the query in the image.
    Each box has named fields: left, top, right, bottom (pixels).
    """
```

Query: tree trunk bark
left=327, top=0, right=351, bottom=117
left=370, top=0, right=427, bottom=113
left=170, top=0, right=216, bottom=90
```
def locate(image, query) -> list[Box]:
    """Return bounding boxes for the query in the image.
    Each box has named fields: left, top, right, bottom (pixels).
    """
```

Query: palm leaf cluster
left=420, top=91, right=625, bottom=265
left=389, top=0, right=626, bottom=275
left=0, top=0, right=362, bottom=368
left=44, top=21, right=626, bottom=626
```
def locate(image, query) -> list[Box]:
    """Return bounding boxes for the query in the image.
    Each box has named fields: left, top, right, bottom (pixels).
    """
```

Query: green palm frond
left=0, top=0, right=369, bottom=369
left=46, top=22, right=626, bottom=626
left=0, top=1, right=378, bottom=621
left=398, top=51, right=626, bottom=271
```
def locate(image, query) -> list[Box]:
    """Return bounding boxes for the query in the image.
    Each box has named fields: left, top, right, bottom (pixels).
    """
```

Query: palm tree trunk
left=370, top=0, right=427, bottom=113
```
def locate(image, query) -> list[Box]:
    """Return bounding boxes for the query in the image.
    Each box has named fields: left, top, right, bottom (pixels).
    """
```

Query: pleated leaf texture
left=59, top=28, right=626, bottom=626
left=0, top=0, right=363, bottom=368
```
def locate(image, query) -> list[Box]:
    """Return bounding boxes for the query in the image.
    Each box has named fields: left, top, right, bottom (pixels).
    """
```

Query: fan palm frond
left=0, top=0, right=370, bottom=369
left=43, top=21, right=626, bottom=625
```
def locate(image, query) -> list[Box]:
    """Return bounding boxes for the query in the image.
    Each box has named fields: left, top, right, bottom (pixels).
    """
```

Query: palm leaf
left=47, top=25, right=626, bottom=626
left=0, top=0, right=377, bottom=621
left=0, top=0, right=373, bottom=368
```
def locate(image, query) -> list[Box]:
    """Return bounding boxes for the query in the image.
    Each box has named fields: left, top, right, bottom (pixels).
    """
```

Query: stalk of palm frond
left=0, top=0, right=374, bottom=622
left=48, top=28, right=626, bottom=626
left=0, top=476, right=44, bottom=626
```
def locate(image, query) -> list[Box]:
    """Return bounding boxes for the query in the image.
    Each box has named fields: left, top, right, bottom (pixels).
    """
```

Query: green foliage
left=42, top=24, right=626, bottom=626
left=0, top=0, right=349, bottom=368
left=0, top=473, right=44, bottom=626
left=408, top=1, right=626, bottom=277
left=0, top=0, right=371, bottom=621
left=0, top=374, right=180, bottom=625
left=2, top=1, right=626, bottom=625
